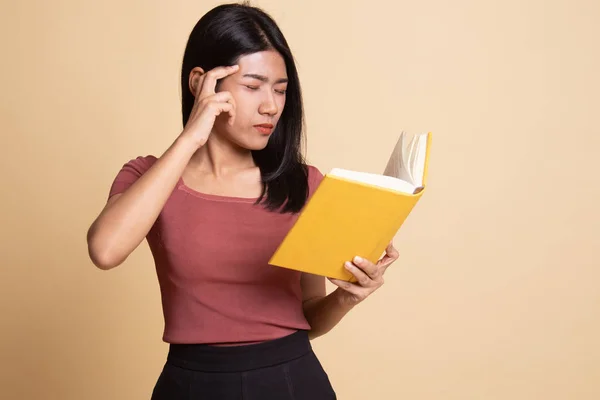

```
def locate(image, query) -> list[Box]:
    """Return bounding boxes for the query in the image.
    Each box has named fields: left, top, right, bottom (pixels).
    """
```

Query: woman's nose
left=259, top=93, right=278, bottom=116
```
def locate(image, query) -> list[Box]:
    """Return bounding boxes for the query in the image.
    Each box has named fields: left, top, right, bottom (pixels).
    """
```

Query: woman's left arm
left=302, top=242, right=400, bottom=340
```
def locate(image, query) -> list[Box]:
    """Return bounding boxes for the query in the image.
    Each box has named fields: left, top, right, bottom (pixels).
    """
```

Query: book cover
left=269, top=132, right=431, bottom=281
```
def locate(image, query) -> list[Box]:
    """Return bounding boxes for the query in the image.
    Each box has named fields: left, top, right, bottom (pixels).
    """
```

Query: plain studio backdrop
left=1, top=0, right=599, bottom=399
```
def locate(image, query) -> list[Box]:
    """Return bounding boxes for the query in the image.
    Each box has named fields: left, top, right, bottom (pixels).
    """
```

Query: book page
left=329, top=168, right=416, bottom=194
left=410, top=133, right=428, bottom=187
left=383, top=132, right=413, bottom=184
left=327, top=131, right=428, bottom=195
left=406, top=133, right=419, bottom=184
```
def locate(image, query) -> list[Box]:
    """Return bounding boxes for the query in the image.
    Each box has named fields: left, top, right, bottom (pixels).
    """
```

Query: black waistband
left=166, top=330, right=312, bottom=373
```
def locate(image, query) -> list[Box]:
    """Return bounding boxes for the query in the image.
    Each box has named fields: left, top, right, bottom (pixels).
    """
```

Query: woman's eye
left=275, top=89, right=287, bottom=95
left=246, top=85, right=259, bottom=90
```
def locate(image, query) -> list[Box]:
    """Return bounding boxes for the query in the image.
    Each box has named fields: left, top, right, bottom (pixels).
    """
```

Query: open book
left=269, top=131, right=431, bottom=281
left=329, top=131, right=429, bottom=195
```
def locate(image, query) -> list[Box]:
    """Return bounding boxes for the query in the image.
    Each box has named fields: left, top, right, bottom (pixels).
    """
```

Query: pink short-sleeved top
left=108, top=155, right=324, bottom=345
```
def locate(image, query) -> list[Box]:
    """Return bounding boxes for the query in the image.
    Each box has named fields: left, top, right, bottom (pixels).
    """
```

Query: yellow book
left=269, top=131, right=432, bottom=282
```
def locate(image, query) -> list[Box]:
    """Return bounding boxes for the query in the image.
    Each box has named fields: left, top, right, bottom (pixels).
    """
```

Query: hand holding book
left=328, top=241, right=399, bottom=306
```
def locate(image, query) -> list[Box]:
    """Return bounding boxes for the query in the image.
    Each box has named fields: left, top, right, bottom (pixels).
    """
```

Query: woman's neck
left=189, top=133, right=256, bottom=177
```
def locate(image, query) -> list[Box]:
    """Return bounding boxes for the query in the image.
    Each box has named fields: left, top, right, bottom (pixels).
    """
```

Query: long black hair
left=181, top=2, right=309, bottom=213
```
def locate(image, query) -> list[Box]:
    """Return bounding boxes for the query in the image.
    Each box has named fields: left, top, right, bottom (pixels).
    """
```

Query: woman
left=87, top=3, right=399, bottom=399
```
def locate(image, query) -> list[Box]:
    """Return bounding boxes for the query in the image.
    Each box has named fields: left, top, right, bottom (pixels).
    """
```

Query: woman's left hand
left=328, top=241, right=399, bottom=307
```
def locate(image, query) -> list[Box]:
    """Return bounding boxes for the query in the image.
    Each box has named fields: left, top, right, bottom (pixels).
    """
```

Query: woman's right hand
left=87, top=64, right=240, bottom=270
left=181, top=65, right=239, bottom=148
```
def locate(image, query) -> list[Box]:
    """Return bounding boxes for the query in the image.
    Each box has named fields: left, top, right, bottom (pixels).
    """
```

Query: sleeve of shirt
left=306, top=164, right=325, bottom=199
left=108, top=155, right=158, bottom=200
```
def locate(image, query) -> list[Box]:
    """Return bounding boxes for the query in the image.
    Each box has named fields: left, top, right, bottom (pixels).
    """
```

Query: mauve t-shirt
left=108, top=155, right=324, bottom=344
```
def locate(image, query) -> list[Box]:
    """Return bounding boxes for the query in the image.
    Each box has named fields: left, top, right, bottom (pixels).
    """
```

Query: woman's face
left=213, top=50, right=288, bottom=150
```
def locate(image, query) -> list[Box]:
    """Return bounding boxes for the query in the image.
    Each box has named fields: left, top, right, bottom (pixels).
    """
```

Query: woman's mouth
left=254, top=123, right=274, bottom=135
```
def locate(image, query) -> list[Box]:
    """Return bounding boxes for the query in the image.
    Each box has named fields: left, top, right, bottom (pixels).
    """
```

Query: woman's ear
left=188, top=67, right=205, bottom=96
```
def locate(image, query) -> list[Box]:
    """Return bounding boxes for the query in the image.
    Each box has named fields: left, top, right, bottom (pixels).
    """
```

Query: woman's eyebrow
left=242, top=73, right=288, bottom=84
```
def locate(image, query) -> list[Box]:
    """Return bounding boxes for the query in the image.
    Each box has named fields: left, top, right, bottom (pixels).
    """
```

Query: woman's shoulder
left=305, top=164, right=323, bottom=179
left=124, top=154, right=158, bottom=167
left=305, top=164, right=325, bottom=194
left=108, top=155, right=158, bottom=199
left=119, top=154, right=159, bottom=175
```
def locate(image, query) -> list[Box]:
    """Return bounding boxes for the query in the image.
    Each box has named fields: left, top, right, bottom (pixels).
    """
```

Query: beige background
left=1, top=0, right=599, bottom=399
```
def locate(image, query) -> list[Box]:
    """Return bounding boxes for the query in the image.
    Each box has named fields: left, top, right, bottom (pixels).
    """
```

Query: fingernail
left=344, top=261, right=353, bottom=269
left=354, top=256, right=363, bottom=264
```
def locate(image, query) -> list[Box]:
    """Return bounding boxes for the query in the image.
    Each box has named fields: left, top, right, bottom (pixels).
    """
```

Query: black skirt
left=151, top=330, right=337, bottom=399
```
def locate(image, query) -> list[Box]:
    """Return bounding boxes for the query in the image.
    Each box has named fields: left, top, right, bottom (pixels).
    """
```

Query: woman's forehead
left=236, top=50, right=287, bottom=80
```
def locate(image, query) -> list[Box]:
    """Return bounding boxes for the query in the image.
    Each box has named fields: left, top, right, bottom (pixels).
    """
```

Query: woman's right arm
left=87, top=64, right=239, bottom=270
left=86, top=136, right=198, bottom=270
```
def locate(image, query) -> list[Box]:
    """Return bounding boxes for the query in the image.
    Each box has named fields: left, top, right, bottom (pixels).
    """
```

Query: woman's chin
left=234, top=134, right=271, bottom=151
left=245, top=138, right=270, bottom=151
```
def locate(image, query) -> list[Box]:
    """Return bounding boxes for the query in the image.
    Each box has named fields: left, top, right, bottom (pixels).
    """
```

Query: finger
left=188, top=74, right=208, bottom=123
left=193, top=91, right=233, bottom=116
left=205, top=91, right=233, bottom=104
left=344, top=261, right=372, bottom=287
left=209, top=101, right=234, bottom=117
left=379, top=243, right=399, bottom=270
left=386, top=241, right=399, bottom=258
left=205, top=92, right=236, bottom=125
left=352, top=256, right=379, bottom=280
left=193, top=73, right=206, bottom=98
left=328, top=277, right=363, bottom=295
left=200, top=65, right=239, bottom=97
left=227, top=96, right=236, bottom=125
